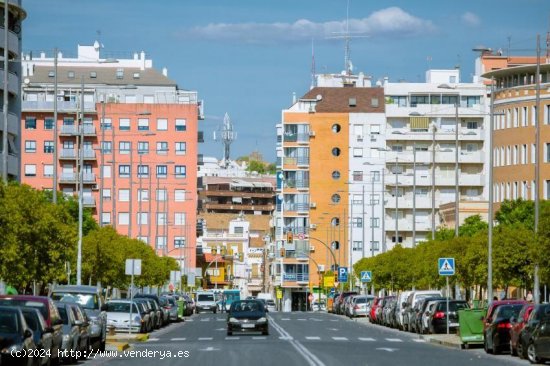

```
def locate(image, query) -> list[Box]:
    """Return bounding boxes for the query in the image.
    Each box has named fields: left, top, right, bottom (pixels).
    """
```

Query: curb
left=106, top=333, right=149, bottom=343
left=420, top=335, right=462, bottom=349
left=105, top=342, right=130, bottom=351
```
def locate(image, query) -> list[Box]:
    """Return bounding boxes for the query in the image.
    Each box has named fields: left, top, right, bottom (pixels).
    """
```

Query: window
left=25, top=140, right=36, bottom=153
left=391, top=145, right=403, bottom=152
left=547, top=143, right=550, bottom=163
left=119, top=141, right=131, bottom=154
left=118, top=189, right=130, bottom=202
left=103, top=166, right=112, bottom=178
left=157, top=212, right=167, bottom=225
left=119, top=118, right=130, bottom=131
left=175, top=190, right=186, bottom=202
left=353, top=148, right=363, bottom=157
left=371, top=98, right=379, bottom=107
left=332, top=124, right=341, bottom=133
left=371, top=124, right=380, bottom=134
left=101, top=117, right=112, bottom=130
left=133, top=72, right=140, bottom=79
left=119, top=165, right=130, bottom=178
left=372, top=171, right=380, bottom=182
left=156, top=165, right=167, bottom=178
left=331, top=217, right=340, bottom=226
left=157, top=118, right=168, bottom=131
left=25, top=117, right=37, bottom=129
left=63, top=117, right=74, bottom=126
left=44, top=117, right=54, bottom=130
left=371, top=241, right=380, bottom=251
left=441, top=95, right=458, bottom=105
left=156, top=189, right=167, bottom=201
left=370, top=194, right=380, bottom=205
left=174, top=237, right=185, bottom=248
left=331, top=194, right=341, bottom=203
left=138, top=189, right=149, bottom=202
left=138, top=165, right=149, bottom=178
left=175, top=165, right=186, bottom=178
left=44, top=141, right=54, bottom=153
left=118, top=213, right=129, bottom=225
left=332, top=171, right=341, bottom=180
left=175, top=119, right=186, bottom=131
left=90, top=71, right=97, bottom=78
left=43, top=164, right=53, bottom=177
left=392, top=236, right=403, bottom=243
left=467, top=121, right=478, bottom=130
left=137, top=212, right=148, bottom=225
left=157, top=142, right=168, bottom=154
left=175, top=212, right=186, bottom=225
left=138, top=141, right=149, bottom=154
left=156, top=236, right=167, bottom=249
left=101, top=213, right=111, bottom=225
left=352, top=194, right=363, bottom=204
left=116, top=68, right=124, bottom=79
left=353, top=217, right=363, bottom=228
left=332, top=147, right=341, bottom=156
left=101, top=141, right=112, bottom=154
left=138, top=118, right=149, bottom=131
left=175, top=142, right=186, bottom=155
left=102, top=189, right=111, bottom=200
left=144, top=95, right=154, bottom=104
left=24, top=165, right=36, bottom=177
left=353, top=171, right=363, bottom=181
left=352, top=241, right=363, bottom=251
left=48, top=70, right=55, bottom=78
left=410, top=95, right=429, bottom=106
left=370, top=217, right=380, bottom=228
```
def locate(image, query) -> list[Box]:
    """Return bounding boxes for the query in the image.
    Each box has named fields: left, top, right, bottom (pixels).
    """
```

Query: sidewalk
left=105, top=332, right=149, bottom=351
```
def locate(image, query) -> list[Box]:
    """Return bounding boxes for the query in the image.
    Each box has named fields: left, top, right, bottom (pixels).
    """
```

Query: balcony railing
left=283, top=273, right=309, bottom=282
left=60, top=125, right=78, bottom=135
left=82, top=196, right=96, bottom=207
left=283, top=179, right=309, bottom=189
left=285, top=202, right=309, bottom=212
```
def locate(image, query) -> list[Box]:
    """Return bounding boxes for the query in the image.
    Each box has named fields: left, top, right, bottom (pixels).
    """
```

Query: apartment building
left=20, top=42, right=203, bottom=273
left=0, top=0, right=25, bottom=180
left=384, top=69, right=489, bottom=245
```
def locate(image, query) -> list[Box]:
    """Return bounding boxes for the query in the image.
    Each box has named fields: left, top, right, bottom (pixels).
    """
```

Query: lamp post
left=488, top=77, right=495, bottom=303
left=53, top=48, right=58, bottom=202
left=394, top=157, right=399, bottom=245
left=77, top=77, right=84, bottom=286
left=1, top=0, right=8, bottom=183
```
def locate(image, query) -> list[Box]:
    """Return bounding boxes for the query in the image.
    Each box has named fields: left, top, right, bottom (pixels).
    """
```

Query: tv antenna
left=328, top=0, right=369, bottom=75
left=213, top=112, right=237, bottom=167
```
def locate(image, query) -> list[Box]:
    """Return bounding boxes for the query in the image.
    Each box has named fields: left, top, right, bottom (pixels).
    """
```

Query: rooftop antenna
left=328, top=0, right=369, bottom=76
left=213, top=112, right=237, bottom=167
left=310, top=38, right=316, bottom=89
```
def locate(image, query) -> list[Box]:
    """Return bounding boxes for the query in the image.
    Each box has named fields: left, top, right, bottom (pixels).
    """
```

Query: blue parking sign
left=338, top=267, right=348, bottom=282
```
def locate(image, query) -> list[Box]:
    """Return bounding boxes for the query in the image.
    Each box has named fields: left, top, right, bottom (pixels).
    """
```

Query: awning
left=410, top=116, right=429, bottom=130
left=204, top=253, right=226, bottom=263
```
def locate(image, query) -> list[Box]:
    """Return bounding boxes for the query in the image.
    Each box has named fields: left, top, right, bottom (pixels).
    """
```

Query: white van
left=195, top=291, right=217, bottom=314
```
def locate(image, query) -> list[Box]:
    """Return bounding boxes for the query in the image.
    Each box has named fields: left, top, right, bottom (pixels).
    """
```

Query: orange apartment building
left=20, top=42, right=203, bottom=274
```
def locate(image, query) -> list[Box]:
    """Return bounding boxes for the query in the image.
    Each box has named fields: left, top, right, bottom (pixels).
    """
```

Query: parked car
left=412, top=297, right=446, bottom=334
left=265, top=299, right=277, bottom=312
left=396, top=291, right=413, bottom=330
left=521, top=316, right=550, bottom=364
left=518, top=303, right=550, bottom=359
left=195, top=291, right=218, bottom=314
left=227, top=300, right=269, bottom=336
left=162, top=296, right=179, bottom=322
left=133, top=301, right=153, bottom=333
left=18, top=307, right=53, bottom=366
left=343, top=295, right=355, bottom=317
left=181, top=294, right=195, bottom=316
left=334, top=292, right=357, bottom=315
left=420, top=299, right=446, bottom=334
left=56, top=301, right=85, bottom=364
left=50, top=285, right=108, bottom=352
left=382, top=297, right=397, bottom=327
left=427, top=300, right=469, bottom=334
left=137, top=298, right=161, bottom=329
left=106, top=300, right=147, bottom=333
left=134, top=294, right=169, bottom=326
left=483, top=303, right=524, bottom=354
left=482, top=299, right=528, bottom=334
left=509, top=303, right=534, bottom=357
left=66, top=302, right=91, bottom=358
left=403, top=290, right=443, bottom=332
left=349, top=295, right=373, bottom=318
left=0, top=295, right=63, bottom=365
left=369, top=297, right=381, bottom=324
left=0, top=306, right=38, bottom=366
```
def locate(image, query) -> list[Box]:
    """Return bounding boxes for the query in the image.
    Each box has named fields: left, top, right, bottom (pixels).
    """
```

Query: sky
left=24, top=0, right=549, bottom=162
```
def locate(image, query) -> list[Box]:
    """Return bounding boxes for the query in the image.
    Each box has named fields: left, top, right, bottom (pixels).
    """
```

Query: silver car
left=350, top=295, right=374, bottom=318
left=106, top=300, right=147, bottom=333
left=162, top=296, right=179, bottom=321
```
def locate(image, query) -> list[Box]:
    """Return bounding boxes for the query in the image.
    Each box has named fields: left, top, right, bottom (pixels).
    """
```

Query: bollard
left=108, top=325, right=116, bottom=336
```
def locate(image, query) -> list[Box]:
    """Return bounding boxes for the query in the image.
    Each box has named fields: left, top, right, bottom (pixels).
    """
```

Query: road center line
left=332, top=337, right=348, bottom=341
left=359, top=337, right=376, bottom=342
left=305, top=337, right=321, bottom=340
left=198, top=337, right=213, bottom=341
left=386, top=338, right=403, bottom=342
left=170, top=338, right=186, bottom=341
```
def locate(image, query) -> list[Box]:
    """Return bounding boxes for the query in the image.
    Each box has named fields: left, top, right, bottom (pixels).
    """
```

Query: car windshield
left=0, top=299, right=48, bottom=319
left=107, top=303, right=138, bottom=313
left=355, top=298, right=367, bottom=304
left=231, top=301, right=263, bottom=313
left=0, top=312, right=18, bottom=333
left=437, top=302, right=469, bottom=312
left=224, top=293, right=240, bottom=302
left=498, top=305, right=523, bottom=319
left=198, top=294, right=214, bottom=302
left=266, top=300, right=275, bottom=305
left=52, top=293, right=98, bottom=310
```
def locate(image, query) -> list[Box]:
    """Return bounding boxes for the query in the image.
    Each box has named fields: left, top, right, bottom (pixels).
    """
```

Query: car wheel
left=262, top=330, right=269, bottom=336
left=484, top=337, right=493, bottom=354
left=493, top=335, right=501, bottom=355
left=527, top=341, right=540, bottom=364
left=518, top=340, right=526, bottom=359
left=99, top=339, right=106, bottom=352
left=214, top=309, right=217, bottom=314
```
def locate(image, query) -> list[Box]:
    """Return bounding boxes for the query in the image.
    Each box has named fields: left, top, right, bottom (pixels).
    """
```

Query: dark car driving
left=227, top=300, right=269, bottom=336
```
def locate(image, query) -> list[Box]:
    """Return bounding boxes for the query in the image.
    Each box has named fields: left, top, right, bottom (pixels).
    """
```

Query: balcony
left=60, top=125, right=78, bottom=136
left=0, top=70, right=19, bottom=96
left=203, top=202, right=275, bottom=211
left=283, top=156, right=310, bottom=168
left=283, top=180, right=309, bottom=190
left=283, top=273, right=309, bottom=282
left=22, top=101, right=96, bottom=113
left=59, top=149, right=96, bottom=160
left=82, top=196, right=96, bottom=207
left=459, top=151, right=484, bottom=164
left=81, top=125, right=96, bottom=136
left=81, top=149, right=96, bottom=160
left=59, top=173, right=77, bottom=183
left=284, top=202, right=309, bottom=213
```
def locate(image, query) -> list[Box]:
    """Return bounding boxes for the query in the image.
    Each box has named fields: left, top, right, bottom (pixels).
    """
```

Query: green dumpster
left=177, top=299, right=185, bottom=319
left=458, top=307, right=486, bottom=349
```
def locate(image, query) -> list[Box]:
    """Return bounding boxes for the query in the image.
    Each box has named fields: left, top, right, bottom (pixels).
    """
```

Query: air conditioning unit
left=91, top=184, right=99, bottom=191
left=309, top=131, right=316, bottom=137
left=310, top=245, right=315, bottom=252
left=309, top=202, right=316, bottom=208
left=309, top=224, right=317, bottom=229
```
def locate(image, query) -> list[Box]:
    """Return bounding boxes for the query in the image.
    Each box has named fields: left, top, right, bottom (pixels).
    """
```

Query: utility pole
left=431, top=123, right=436, bottom=239
left=454, top=102, right=460, bottom=237
left=413, top=143, right=417, bottom=246
left=488, top=77, right=495, bottom=303
left=534, top=34, right=541, bottom=304
left=395, top=157, right=399, bottom=245
left=2, top=0, right=8, bottom=183
left=53, top=48, right=58, bottom=202
left=76, top=78, right=84, bottom=286
left=99, top=100, right=105, bottom=225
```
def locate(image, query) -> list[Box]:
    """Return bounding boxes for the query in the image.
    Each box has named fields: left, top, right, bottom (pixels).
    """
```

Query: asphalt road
left=87, top=312, right=534, bottom=366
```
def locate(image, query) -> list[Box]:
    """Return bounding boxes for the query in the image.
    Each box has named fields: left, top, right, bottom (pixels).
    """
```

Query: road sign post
left=438, top=258, right=455, bottom=335
left=125, top=259, right=141, bottom=336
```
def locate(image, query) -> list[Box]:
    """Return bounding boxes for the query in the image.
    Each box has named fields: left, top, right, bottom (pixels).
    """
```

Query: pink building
left=20, top=42, right=203, bottom=274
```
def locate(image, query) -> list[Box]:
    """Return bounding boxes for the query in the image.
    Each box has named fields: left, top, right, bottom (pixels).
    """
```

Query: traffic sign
left=360, top=271, right=372, bottom=283
left=330, top=288, right=336, bottom=294
left=276, top=288, right=283, bottom=299
left=338, top=267, right=348, bottom=282
left=438, top=258, right=455, bottom=276
left=323, top=275, right=335, bottom=288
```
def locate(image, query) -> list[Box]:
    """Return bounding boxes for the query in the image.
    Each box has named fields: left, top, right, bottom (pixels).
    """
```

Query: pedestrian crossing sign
left=438, top=258, right=455, bottom=276
left=360, top=271, right=372, bottom=283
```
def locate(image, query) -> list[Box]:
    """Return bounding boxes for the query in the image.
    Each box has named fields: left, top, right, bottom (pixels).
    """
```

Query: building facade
left=0, top=0, right=25, bottom=180
left=20, top=42, right=203, bottom=273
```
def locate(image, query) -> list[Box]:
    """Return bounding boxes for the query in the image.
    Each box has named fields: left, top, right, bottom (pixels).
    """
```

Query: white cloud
left=178, top=7, right=436, bottom=43
left=461, top=12, right=481, bottom=27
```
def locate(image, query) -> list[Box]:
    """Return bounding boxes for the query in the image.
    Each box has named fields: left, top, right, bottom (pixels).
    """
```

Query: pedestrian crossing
left=150, top=336, right=423, bottom=343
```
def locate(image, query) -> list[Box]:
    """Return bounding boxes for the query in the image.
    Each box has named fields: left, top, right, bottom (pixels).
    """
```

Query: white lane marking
left=200, top=318, right=210, bottom=322
left=216, top=328, right=226, bottom=331
left=332, top=337, right=348, bottom=341
left=148, top=338, right=159, bottom=342
left=376, top=347, right=398, bottom=352
left=217, top=319, right=225, bottom=321
left=359, top=337, right=376, bottom=342
left=328, top=328, right=339, bottom=331
left=297, top=319, right=307, bottom=321
left=185, top=319, right=193, bottom=322
left=199, top=346, right=219, bottom=352
left=252, top=337, right=266, bottom=340
left=330, top=320, right=338, bottom=322
left=171, top=338, right=186, bottom=341
left=198, top=337, right=213, bottom=341
left=269, top=315, right=325, bottom=366
left=413, top=339, right=426, bottom=343
left=310, top=318, right=323, bottom=322
left=225, top=337, right=240, bottom=340
left=305, top=337, right=321, bottom=340
left=386, top=338, right=403, bottom=342
left=279, top=336, right=293, bottom=340
left=281, top=318, right=291, bottom=321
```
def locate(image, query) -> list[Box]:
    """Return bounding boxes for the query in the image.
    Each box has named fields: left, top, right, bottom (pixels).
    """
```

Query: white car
left=106, top=300, right=146, bottom=333
left=265, top=299, right=277, bottom=312
left=195, top=292, right=217, bottom=313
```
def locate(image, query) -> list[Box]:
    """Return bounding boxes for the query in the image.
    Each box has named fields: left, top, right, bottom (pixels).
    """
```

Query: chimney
left=140, top=51, right=146, bottom=70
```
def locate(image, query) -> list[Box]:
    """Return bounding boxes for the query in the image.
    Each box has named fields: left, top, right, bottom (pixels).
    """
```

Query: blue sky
left=24, top=0, right=549, bottom=162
